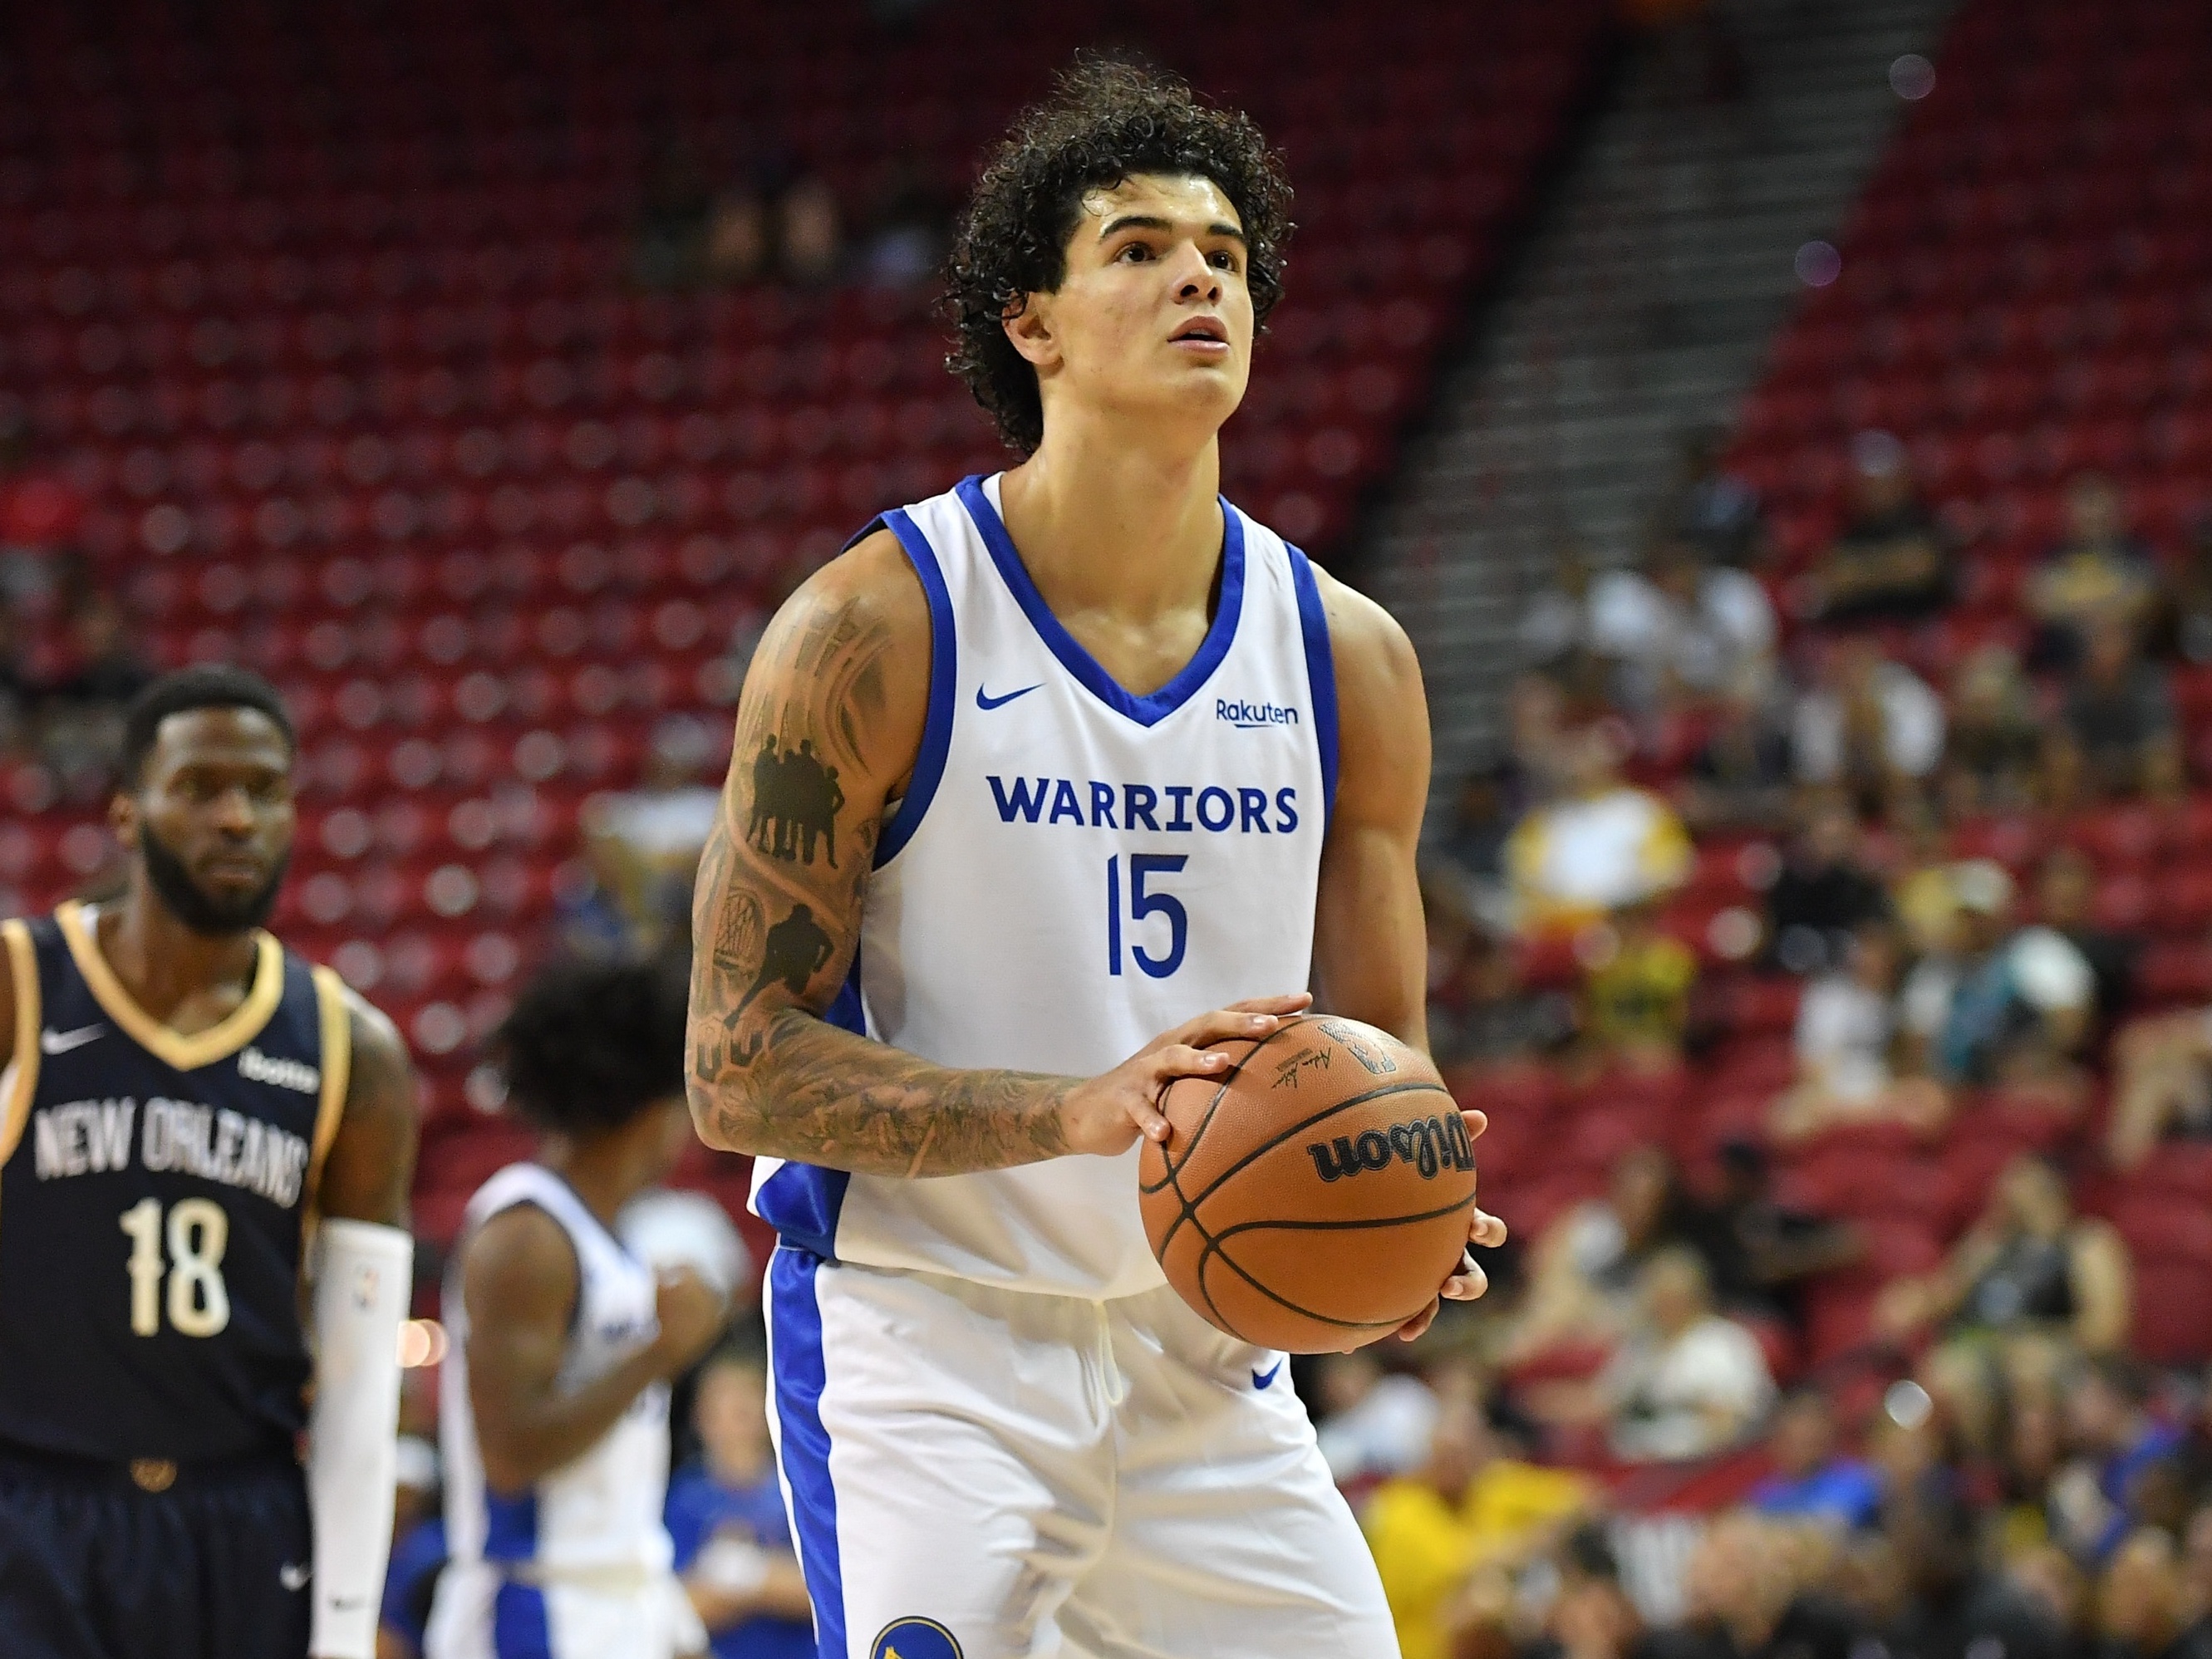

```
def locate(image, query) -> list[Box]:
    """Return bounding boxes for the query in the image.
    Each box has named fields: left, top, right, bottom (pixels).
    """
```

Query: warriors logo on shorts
left=872, top=1617, right=963, bottom=1659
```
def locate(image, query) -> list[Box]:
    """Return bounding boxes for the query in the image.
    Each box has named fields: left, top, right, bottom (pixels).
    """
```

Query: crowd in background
left=1344, top=425, right=2212, bottom=1659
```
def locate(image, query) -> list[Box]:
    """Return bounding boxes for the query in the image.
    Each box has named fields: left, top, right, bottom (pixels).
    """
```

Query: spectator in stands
left=1318, top=1351, right=1442, bottom=1487
left=1580, top=899, right=1698, bottom=1074
left=1772, top=919, right=1951, bottom=1143
left=1649, top=426, right=1768, bottom=572
left=583, top=714, right=725, bottom=951
left=2092, top=1529, right=2197, bottom=1659
left=2028, top=473, right=2160, bottom=674
left=777, top=174, right=842, bottom=285
left=1696, top=1140, right=1861, bottom=1336
left=1876, top=1156, right=2131, bottom=1451
left=1430, top=763, right=1528, bottom=930
left=0, top=408, right=86, bottom=614
left=1752, top=1391, right=1885, bottom=1531
left=1800, top=432, right=1954, bottom=627
left=1885, top=1473, right=2064, bottom=1659
left=2006, top=1544, right=2092, bottom=1651
left=666, top=1340, right=815, bottom=1657
left=1940, top=646, right=2046, bottom=818
left=1792, top=636, right=1947, bottom=812
left=35, top=589, right=154, bottom=792
left=701, top=186, right=769, bottom=287
left=1765, top=794, right=1893, bottom=975
left=1503, top=1523, right=1652, bottom=1659
left=2033, top=847, right=2137, bottom=1028
left=1503, top=1146, right=1705, bottom=1367
left=1588, top=1247, right=1776, bottom=1463
left=1679, top=685, right=1797, bottom=834
left=1361, top=1366, right=1591, bottom=1659
left=1590, top=537, right=1777, bottom=714
left=2106, top=1004, right=2212, bottom=1170
left=2048, top=615, right=2185, bottom=805
left=1520, top=546, right=1605, bottom=688
left=1506, top=722, right=1693, bottom=936
left=1428, top=929, right=1575, bottom=1075
left=1900, top=861, right=2096, bottom=1100
left=2049, top=1357, right=2183, bottom=1565
left=1663, top=1511, right=1865, bottom=1659
left=856, top=160, right=951, bottom=288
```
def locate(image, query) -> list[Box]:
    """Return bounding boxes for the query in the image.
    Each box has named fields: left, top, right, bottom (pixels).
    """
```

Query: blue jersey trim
left=955, top=474, right=1246, bottom=729
left=753, top=954, right=859, bottom=1260
left=769, top=1246, right=845, bottom=1659
left=492, top=1579, right=554, bottom=1658
left=480, top=1488, right=538, bottom=1562
left=1285, top=542, right=1340, bottom=824
left=874, top=508, right=956, bottom=869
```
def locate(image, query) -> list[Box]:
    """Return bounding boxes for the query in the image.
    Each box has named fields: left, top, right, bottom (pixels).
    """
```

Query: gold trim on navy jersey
left=303, top=964, right=352, bottom=1232
left=54, top=901, right=284, bottom=1072
left=0, top=918, right=39, bottom=1167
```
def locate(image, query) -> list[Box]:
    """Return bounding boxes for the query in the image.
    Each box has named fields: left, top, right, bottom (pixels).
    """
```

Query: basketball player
left=427, top=959, right=730, bottom=1659
left=0, top=665, right=417, bottom=1659
left=687, top=62, right=1504, bottom=1657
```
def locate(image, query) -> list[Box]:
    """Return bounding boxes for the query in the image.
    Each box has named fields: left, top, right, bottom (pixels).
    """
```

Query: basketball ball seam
left=1197, top=1194, right=1478, bottom=1335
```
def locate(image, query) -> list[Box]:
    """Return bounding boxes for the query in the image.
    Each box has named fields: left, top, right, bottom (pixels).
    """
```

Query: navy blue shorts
left=0, top=1449, right=312, bottom=1659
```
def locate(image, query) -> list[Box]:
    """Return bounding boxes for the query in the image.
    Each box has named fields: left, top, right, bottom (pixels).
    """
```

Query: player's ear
left=108, top=785, right=141, bottom=852
left=1002, top=294, right=1058, bottom=371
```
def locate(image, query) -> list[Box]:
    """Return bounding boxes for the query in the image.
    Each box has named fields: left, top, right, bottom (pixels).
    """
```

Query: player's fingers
left=1441, top=1254, right=1490, bottom=1301
left=1459, top=1107, right=1490, bottom=1141
left=1172, top=1006, right=1290, bottom=1050
left=1469, top=1207, right=1509, bottom=1249
left=1222, top=992, right=1313, bottom=1017
left=1395, top=1298, right=1442, bottom=1342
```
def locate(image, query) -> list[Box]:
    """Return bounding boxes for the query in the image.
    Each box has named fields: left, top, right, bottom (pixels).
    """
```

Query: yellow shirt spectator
left=1363, top=1459, right=1593, bottom=1659
left=1585, top=931, right=1697, bottom=1053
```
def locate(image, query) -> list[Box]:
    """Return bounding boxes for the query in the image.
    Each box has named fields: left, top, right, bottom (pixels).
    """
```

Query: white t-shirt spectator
left=1901, top=927, right=2096, bottom=1042
left=1795, top=974, right=1895, bottom=1102
left=1589, top=568, right=1777, bottom=700
left=1792, top=660, right=1946, bottom=783
left=1315, top=1374, right=1440, bottom=1485
left=1604, top=1313, right=1777, bottom=1462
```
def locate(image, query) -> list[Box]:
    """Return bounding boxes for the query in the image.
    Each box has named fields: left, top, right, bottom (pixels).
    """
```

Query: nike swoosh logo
left=976, top=683, right=1041, bottom=710
left=278, top=1563, right=311, bottom=1591
left=1252, top=1361, right=1283, bottom=1390
left=38, top=1024, right=103, bottom=1055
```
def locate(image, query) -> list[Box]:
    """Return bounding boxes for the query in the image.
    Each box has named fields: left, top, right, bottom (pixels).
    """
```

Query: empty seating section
left=1466, top=0, right=2212, bottom=1372
left=0, top=0, right=1606, bottom=1234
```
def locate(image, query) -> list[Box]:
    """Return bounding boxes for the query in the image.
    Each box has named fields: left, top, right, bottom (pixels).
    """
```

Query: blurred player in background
left=688, top=60, right=1502, bottom=1657
left=0, top=665, right=418, bottom=1659
left=428, top=959, right=730, bottom=1659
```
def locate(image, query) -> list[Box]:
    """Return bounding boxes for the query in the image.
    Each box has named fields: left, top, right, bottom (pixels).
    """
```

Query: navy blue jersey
left=0, top=901, right=351, bottom=1463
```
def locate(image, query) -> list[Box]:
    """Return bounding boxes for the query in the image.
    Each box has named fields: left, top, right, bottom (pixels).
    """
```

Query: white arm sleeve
left=307, top=1217, right=414, bottom=1659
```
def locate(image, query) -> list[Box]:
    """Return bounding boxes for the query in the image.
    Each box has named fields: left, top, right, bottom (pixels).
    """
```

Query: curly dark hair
left=942, top=57, right=1295, bottom=454
left=490, top=958, right=688, bottom=1137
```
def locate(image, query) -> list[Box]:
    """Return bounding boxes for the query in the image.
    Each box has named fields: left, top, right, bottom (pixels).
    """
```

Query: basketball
left=1138, top=1015, right=1477, bottom=1353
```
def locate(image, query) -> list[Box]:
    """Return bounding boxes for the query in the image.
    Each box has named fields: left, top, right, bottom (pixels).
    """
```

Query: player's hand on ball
left=1392, top=1108, right=1507, bottom=1344
left=1058, top=994, right=1314, bottom=1157
left=649, top=1265, right=731, bottom=1376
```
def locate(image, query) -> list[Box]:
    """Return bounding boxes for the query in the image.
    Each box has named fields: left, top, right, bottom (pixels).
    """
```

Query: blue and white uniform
left=427, top=1164, right=704, bottom=1659
left=755, top=475, right=1397, bottom=1658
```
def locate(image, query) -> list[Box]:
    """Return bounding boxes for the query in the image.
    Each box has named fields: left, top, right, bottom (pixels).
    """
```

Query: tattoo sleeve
left=686, top=574, right=1078, bottom=1178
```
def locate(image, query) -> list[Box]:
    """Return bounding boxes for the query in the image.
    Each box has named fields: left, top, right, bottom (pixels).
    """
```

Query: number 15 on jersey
left=1106, top=854, right=1188, bottom=979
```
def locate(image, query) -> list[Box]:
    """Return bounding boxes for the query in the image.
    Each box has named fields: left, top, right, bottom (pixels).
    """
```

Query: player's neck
left=538, top=1135, right=653, bottom=1227
left=98, top=886, right=261, bottom=1022
left=996, top=417, right=1224, bottom=625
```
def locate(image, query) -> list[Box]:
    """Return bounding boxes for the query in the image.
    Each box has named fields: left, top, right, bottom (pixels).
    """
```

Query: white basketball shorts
left=424, top=1563, right=706, bottom=1659
left=763, top=1245, right=1399, bottom=1659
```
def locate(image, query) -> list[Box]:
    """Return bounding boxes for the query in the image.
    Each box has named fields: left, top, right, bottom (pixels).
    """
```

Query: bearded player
left=688, top=62, right=1503, bottom=1657
left=0, top=666, right=416, bottom=1659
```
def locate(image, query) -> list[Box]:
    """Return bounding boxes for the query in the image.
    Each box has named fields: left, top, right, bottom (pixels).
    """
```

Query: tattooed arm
left=687, top=529, right=1304, bottom=1178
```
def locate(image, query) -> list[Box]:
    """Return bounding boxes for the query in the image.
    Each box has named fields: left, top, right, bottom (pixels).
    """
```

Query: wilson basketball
left=1138, top=1015, right=1477, bottom=1352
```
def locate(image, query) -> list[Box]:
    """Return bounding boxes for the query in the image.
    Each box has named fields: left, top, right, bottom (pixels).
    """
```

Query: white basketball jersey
left=751, top=473, right=1338, bottom=1298
left=439, top=1163, right=674, bottom=1577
